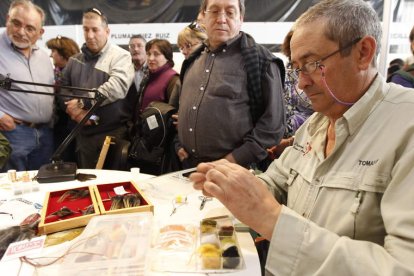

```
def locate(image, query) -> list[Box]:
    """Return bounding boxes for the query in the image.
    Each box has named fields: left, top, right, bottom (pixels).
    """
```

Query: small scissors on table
left=199, top=196, right=212, bottom=210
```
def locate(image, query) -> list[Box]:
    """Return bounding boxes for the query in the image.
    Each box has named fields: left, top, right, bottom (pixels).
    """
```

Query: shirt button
left=192, top=106, right=197, bottom=110
left=211, top=53, right=215, bottom=57
left=222, top=49, right=226, bottom=53
left=189, top=128, right=193, bottom=132
left=200, top=86, right=204, bottom=91
left=191, top=149, right=196, bottom=153
left=205, top=69, right=210, bottom=73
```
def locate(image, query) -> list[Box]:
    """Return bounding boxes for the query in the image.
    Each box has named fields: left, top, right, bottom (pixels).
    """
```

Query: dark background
left=0, top=0, right=389, bottom=26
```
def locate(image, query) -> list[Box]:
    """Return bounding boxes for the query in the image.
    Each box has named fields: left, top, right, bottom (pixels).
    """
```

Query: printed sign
left=2, top=236, right=46, bottom=261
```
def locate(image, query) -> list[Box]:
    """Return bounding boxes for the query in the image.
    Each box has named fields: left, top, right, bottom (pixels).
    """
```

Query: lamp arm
left=3, top=87, right=94, bottom=100
left=52, top=90, right=106, bottom=162
left=0, top=73, right=108, bottom=162
left=0, top=73, right=97, bottom=93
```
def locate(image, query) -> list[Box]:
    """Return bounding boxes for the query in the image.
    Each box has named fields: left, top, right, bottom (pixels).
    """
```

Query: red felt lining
left=45, top=187, right=93, bottom=224
left=96, top=182, right=148, bottom=211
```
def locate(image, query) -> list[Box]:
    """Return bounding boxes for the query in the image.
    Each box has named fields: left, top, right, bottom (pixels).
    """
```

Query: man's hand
left=177, top=147, right=189, bottom=162
left=224, top=153, right=236, bottom=163
left=0, top=114, right=17, bottom=131
left=267, top=136, right=294, bottom=160
left=172, top=113, right=178, bottom=128
left=65, top=99, right=92, bottom=125
left=189, top=159, right=281, bottom=240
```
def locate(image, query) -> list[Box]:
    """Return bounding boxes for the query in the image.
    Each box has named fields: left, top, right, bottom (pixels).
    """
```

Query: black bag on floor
left=129, top=101, right=176, bottom=165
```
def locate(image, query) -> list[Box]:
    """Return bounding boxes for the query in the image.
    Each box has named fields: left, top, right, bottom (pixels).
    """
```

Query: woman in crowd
left=177, top=20, right=207, bottom=59
left=46, top=36, right=80, bottom=162
left=390, top=26, right=414, bottom=88
left=172, top=20, right=207, bottom=131
left=266, top=30, right=314, bottom=161
left=129, top=39, right=180, bottom=175
left=46, top=36, right=80, bottom=86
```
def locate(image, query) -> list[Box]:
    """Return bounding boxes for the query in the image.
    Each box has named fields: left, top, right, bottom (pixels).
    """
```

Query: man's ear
left=39, top=28, right=45, bottom=36
left=356, top=36, right=376, bottom=70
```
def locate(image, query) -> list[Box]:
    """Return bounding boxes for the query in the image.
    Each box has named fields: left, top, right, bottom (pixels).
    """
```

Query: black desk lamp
left=0, top=74, right=107, bottom=183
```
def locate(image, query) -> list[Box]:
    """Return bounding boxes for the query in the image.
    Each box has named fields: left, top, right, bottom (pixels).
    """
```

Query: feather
left=57, top=189, right=90, bottom=203
left=47, top=206, right=76, bottom=219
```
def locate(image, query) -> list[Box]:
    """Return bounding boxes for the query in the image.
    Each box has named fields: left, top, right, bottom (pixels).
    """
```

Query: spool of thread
left=7, top=170, right=17, bottom=182
left=21, top=171, right=30, bottom=182
left=175, top=194, right=184, bottom=203
left=130, top=167, right=140, bottom=178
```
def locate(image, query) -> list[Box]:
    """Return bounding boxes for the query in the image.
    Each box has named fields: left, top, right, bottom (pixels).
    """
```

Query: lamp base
left=36, top=162, right=77, bottom=183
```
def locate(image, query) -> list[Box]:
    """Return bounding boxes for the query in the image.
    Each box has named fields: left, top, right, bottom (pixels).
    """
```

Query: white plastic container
left=58, top=212, right=153, bottom=276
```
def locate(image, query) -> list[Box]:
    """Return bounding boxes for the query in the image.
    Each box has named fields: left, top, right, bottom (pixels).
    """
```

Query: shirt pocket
left=321, top=171, right=388, bottom=193
left=284, top=168, right=311, bottom=212
left=317, top=171, right=388, bottom=241
left=208, top=72, right=244, bottom=99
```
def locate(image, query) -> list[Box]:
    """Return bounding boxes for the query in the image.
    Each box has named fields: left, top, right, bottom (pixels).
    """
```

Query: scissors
left=170, top=195, right=188, bottom=216
left=199, top=196, right=212, bottom=210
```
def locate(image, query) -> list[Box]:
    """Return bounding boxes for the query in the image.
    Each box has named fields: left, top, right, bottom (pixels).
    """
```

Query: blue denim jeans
left=1, top=124, right=54, bottom=172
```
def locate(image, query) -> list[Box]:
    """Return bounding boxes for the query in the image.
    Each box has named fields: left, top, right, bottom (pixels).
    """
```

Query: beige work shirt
left=259, top=75, right=414, bottom=275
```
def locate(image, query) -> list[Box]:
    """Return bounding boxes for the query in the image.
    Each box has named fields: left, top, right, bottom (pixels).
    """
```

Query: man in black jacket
left=176, top=0, right=285, bottom=169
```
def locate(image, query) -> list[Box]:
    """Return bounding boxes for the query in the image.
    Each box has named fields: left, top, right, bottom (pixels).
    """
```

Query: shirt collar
left=205, top=32, right=242, bottom=53
left=342, top=74, right=384, bottom=135
left=307, top=74, right=384, bottom=137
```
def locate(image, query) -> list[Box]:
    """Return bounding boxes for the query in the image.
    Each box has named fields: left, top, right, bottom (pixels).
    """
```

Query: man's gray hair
left=130, top=34, right=147, bottom=44
left=199, top=0, right=245, bottom=17
left=293, top=0, right=381, bottom=59
left=9, top=0, right=46, bottom=26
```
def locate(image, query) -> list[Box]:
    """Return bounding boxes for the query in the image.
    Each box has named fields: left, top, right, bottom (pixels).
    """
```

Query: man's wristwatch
left=77, top=99, right=85, bottom=109
left=89, top=114, right=100, bottom=125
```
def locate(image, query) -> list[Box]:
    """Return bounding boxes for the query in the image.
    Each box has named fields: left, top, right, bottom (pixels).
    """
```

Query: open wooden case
left=38, top=181, right=153, bottom=235
left=93, top=181, right=153, bottom=215
left=38, top=186, right=99, bottom=235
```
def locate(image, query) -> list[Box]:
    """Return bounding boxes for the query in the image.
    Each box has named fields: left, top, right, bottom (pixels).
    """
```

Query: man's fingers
left=188, top=172, right=206, bottom=183
left=212, top=159, right=231, bottom=166
left=195, top=162, right=215, bottom=174
left=193, top=181, right=204, bottom=191
left=204, top=181, right=226, bottom=202
left=210, top=162, right=245, bottom=178
left=201, top=188, right=213, bottom=197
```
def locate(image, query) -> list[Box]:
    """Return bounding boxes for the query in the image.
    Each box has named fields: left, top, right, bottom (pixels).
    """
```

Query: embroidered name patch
left=358, top=159, right=379, bottom=166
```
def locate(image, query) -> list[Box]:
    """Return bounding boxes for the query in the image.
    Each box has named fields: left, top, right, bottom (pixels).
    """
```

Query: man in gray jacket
left=62, top=8, right=134, bottom=168
left=190, top=0, right=414, bottom=275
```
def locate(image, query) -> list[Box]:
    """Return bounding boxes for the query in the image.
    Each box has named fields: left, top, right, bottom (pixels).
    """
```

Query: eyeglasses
left=129, top=43, right=145, bottom=49
left=179, top=42, right=200, bottom=52
left=9, top=18, right=38, bottom=35
left=204, top=8, right=238, bottom=19
left=188, top=20, right=204, bottom=31
left=85, top=7, right=104, bottom=16
left=287, top=37, right=362, bottom=79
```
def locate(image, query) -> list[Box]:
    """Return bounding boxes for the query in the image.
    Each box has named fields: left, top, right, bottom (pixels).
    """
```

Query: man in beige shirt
left=190, top=0, right=414, bottom=275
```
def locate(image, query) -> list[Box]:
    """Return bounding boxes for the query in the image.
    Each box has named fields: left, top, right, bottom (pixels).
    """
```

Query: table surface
left=0, top=169, right=261, bottom=275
